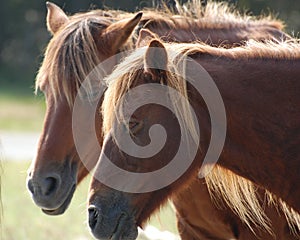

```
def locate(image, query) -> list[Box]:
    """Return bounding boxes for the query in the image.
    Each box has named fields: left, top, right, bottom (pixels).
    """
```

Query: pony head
left=88, top=38, right=201, bottom=239
left=26, top=2, right=142, bottom=215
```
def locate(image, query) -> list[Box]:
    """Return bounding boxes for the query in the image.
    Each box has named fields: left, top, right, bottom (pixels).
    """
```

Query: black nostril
left=88, top=205, right=101, bottom=230
left=27, top=179, right=35, bottom=195
left=43, top=176, right=59, bottom=196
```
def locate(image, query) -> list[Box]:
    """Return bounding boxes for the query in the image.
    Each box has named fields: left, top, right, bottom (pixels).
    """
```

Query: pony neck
left=188, top=53, right=300, bottom=211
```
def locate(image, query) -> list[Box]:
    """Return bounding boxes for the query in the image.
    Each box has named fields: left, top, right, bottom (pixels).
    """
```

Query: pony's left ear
left=102, top=12, right=143, bottom=52
left=46, top=2, right=69, bottom=35
left=144, top=39, right=168, bottom=81
left=136, top=29, right=158, bottom=48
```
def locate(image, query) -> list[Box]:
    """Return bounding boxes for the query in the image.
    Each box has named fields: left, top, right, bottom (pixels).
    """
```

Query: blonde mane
left=101, top=45, right=199, bottom=144
left=35, top=12, right=116, bottom=106
left=160, top=38, right=300, bottom=60
left=35, top=0, right=287, bottom=107
left=102, top=39, right=300, bottom=234
left=119, top=0, right=284, bottom=30
left=206, top=165, right=300, bottom=236
left=145, top=0, right=284, bottom=30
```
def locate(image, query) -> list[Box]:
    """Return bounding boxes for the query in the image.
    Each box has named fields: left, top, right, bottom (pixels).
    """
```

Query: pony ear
left=102, top=12, right=143, bottom=52
left=46, top=2, right=69, bottom=34
left=144, top=39, right=168, bottom=81
left=136, top=29, right=158, bottom=48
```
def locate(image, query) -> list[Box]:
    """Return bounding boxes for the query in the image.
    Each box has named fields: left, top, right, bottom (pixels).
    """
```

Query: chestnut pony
left=26, top=1, right=289, bottom=215
left=26, top=1, right=297, bottom=239
left=89, top=38, right=300, bottom=239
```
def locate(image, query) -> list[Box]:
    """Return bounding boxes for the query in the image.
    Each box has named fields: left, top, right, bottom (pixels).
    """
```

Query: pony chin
left=88, top=190, right=139, bottom=240
left=41, top=184, right=76, bottom=215
left=90, top=214, right=138, bottom=240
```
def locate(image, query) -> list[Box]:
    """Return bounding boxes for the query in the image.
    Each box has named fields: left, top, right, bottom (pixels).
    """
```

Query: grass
left=0, top=92, right=45, bottom=132
left=1, top=160, right=178, bottom=240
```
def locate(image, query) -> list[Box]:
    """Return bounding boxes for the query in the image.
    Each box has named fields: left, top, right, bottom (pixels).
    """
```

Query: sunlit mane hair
left=102, top=39, right=300, bottom=234
left=206, top=165, right=300, bottom=236
left=135, top=0, right=285, bottom=30
left=101, top=45, right=199, bottom=145
left=150, top=0, right=284, bottom=29
left=35, top=12, right=116, bottom=106
left=160, top=38, right=300, bottom=60
left=35, top=0, right=287, bottom=107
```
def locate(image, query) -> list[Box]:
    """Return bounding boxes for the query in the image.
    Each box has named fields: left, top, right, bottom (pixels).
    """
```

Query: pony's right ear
left=102, top=12, right=143, bottom=52
left=136, top=29, right=158, bottom=48
left=46, top=2, right=69, bottom=35
left=144, top=39, right=168, bottom=81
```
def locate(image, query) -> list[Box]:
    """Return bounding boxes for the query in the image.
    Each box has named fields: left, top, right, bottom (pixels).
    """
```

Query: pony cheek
left=76, top=165, right=89, bottom=183
left=129, top=192, right=154, bottom=225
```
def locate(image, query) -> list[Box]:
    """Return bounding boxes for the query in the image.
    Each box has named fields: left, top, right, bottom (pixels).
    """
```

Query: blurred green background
left=0, top=0, right=299, bottom=239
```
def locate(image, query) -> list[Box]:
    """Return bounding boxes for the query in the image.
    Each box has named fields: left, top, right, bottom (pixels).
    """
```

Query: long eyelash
left=129, top=118, right=143, bottom=136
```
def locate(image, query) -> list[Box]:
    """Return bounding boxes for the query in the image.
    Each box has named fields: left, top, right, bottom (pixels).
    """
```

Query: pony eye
left=129, top=119, right=143, bottom=135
